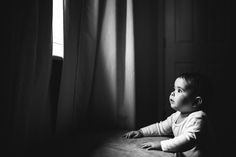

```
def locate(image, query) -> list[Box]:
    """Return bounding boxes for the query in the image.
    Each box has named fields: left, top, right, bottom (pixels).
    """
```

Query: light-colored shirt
left=140, top=110, right=207, bottom=157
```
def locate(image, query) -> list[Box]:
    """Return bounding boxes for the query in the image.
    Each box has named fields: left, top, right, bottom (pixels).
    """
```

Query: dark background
left=2, top=0, right=235, bottom=156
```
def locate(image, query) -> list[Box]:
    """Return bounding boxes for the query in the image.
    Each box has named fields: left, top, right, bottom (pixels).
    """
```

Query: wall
left=134, top=0, right=164, bottom=129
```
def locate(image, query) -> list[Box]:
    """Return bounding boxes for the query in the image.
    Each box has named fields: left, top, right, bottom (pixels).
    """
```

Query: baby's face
left=169, top=78, right=195, bottom=113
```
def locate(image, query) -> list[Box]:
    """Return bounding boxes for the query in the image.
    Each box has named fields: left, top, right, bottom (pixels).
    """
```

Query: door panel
left=164, top=0, right=226, bottom=116
left=164, top=0, right=234, bottom=154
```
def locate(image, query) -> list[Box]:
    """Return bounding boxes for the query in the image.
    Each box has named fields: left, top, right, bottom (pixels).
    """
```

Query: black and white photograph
left=2, top=0, right=235, bottom=157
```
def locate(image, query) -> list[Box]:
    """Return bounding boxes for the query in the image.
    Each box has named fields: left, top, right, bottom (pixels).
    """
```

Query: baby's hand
left=122, top=130, right=143, bottom=139
left=141, top=141, right=162, bottom=150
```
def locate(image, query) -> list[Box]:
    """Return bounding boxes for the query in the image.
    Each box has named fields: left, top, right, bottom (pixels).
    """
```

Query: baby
left=123, top=72, right=209, bottom=157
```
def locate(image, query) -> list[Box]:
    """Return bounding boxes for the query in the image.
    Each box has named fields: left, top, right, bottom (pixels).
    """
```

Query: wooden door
left=164, top=0, right=228, bottom=118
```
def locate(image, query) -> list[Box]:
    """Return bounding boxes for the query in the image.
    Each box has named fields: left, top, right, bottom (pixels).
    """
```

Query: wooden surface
left=89, top=132, right=174, bottom=157
left=21, top=131, right=174, bottom=157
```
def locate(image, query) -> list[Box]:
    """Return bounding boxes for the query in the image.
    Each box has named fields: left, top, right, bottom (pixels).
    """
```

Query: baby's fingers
left=146, top=147, right=155, bottom=150
left=133, top=134, right=139, bottom=138
left=122, top=132, right=132, bottom=138
left=141, top=143, right=151, bottom=149
left=122, top=133, right=127, bottom=138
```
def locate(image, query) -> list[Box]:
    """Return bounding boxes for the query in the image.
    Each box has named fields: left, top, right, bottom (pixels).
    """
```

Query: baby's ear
left=193, top=96, right=202, bottom=107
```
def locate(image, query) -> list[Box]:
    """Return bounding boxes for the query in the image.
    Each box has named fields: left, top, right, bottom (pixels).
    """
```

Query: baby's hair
left=177, top=72, right=210, bottom=110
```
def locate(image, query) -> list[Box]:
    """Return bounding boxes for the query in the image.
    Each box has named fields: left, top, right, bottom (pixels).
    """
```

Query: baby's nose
left=171, top=91, right=175, bottom=96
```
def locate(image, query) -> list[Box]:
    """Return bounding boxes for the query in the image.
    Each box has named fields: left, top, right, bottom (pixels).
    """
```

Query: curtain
left=56, top=0, right=135, bottom=135
left=3, top=0, right=53, bottom=154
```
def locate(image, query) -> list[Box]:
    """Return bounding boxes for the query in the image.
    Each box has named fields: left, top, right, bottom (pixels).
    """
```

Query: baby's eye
left=177, top=89, right=183, bottom=93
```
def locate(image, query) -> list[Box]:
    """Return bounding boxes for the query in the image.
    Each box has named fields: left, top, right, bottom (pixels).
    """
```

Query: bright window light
left=52, top=0, right=64, bottom=58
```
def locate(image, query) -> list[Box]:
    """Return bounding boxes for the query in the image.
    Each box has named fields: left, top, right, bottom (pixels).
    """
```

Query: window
left=52, top=0, right=64, bottom=58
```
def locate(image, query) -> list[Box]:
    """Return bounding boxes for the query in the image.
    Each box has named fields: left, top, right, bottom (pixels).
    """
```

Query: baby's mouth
left=169, top=98, right=174, bottom=103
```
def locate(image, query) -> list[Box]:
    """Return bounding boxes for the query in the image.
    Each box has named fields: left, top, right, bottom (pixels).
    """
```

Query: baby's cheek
left=181, top=96, right=191, bottom=103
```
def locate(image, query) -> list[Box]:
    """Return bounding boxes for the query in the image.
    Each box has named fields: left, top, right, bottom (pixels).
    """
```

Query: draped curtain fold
left=3, top=0, right=53, bottom=152
left=2, top=1, right=164, bottom=153
left=56, top=0, right=135, bottom=135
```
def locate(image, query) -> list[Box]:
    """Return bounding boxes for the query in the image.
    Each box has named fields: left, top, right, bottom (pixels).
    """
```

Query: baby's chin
left=170, top=104, right=178, bottom=110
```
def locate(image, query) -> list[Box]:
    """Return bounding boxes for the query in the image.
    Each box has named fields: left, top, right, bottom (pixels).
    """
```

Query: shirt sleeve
left=140, top=112, right=177, bottom=136
left=160, top=112, right=206, bottom=152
